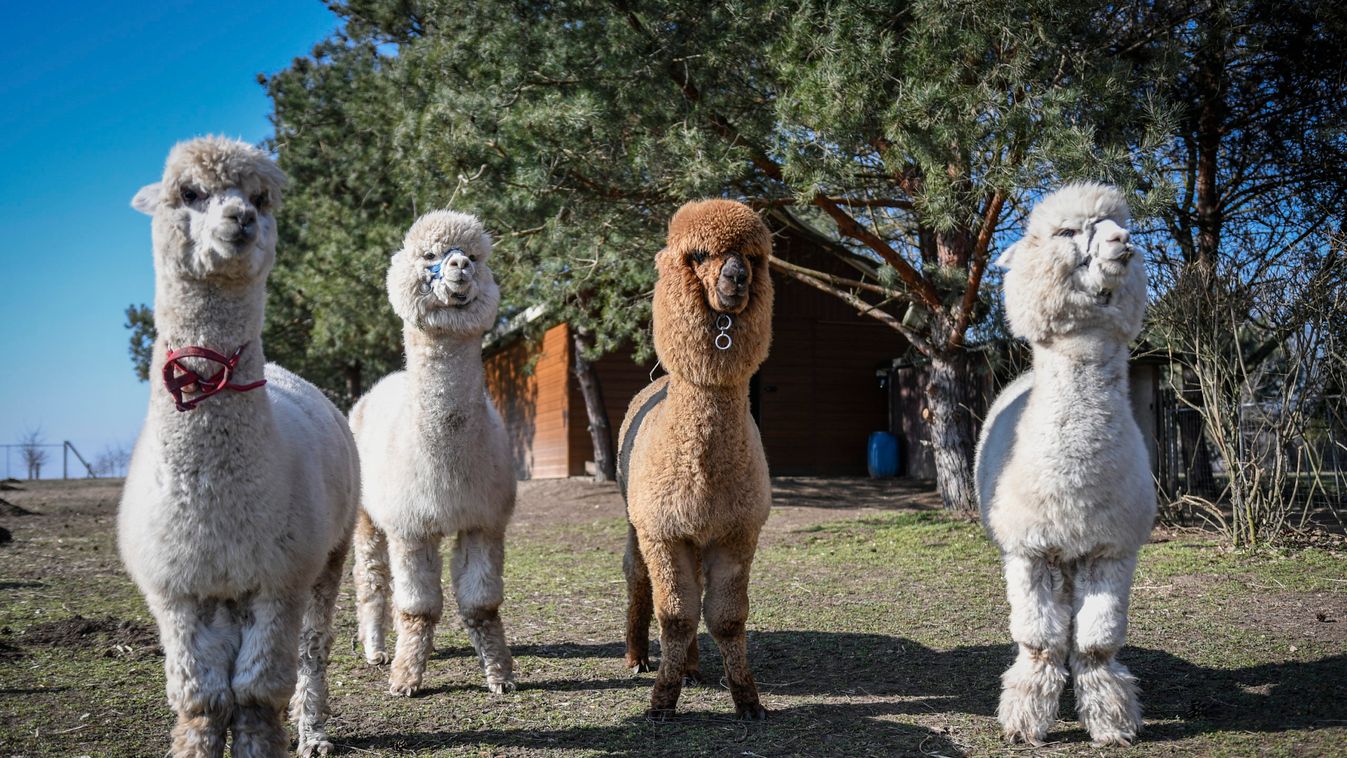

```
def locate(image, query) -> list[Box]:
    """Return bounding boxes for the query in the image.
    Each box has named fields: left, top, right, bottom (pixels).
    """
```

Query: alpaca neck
left=665, top=375, right=751, bottom=443
left=150, top=275, right=268, bottom=412
left=404, top=325, right=486, bottom=421
left=1029, top=338, right=1131, bottom=419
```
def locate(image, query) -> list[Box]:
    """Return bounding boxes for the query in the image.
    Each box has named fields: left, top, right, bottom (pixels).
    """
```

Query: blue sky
left=0, top=1, right=342, bottom=477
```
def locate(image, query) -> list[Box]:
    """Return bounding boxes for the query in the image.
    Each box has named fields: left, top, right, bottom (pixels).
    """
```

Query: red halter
left=161, top=344, right=267, bottom=412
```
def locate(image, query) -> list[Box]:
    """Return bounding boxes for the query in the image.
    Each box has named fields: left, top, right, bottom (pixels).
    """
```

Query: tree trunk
left=345, top=361, right=363, bottom=407
left=924, top=345, right=979, bottom=514
left=571, top=329, right=616, bottom=482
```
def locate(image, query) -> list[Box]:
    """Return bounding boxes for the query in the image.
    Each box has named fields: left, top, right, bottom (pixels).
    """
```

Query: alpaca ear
left=131, top=183, right=162, bottom=215
left=994, top=241, right=1022, bottom=270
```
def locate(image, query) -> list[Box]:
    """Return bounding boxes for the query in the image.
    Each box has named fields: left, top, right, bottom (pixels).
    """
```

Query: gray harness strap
left=618, top=384, right=668, bottom=502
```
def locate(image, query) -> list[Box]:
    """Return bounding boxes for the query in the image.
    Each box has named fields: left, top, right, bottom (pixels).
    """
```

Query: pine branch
left=770, top=257, right=931, bottom=354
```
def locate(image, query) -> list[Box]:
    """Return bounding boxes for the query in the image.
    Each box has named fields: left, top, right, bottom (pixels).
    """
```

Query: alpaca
left=975, top=183, right=1155, bottom=747
left=348, top=210, right=516, bottom=696
left=618, top=199, right=775, bottom=719
left=119, top=137, right=359, bottom=757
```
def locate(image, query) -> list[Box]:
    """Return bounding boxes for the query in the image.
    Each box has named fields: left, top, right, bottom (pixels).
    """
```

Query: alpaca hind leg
left=682, top=634, right=704, bottom=685
left=641, top=537, right=701, bottom=718
left=622, top=524, right=655, bottom=673
left=152, top=597, right=236, bottom=758
left=352, top=509, right=392, bottom=665
left=230, top=594, right=304, bottom=757
left=451, top=528, right=515, bottom=694
left=387, top=533, right=444, bottom=696
left=703, top=538, right=765, bottom=720
left=290, top=542, right=349, bottom=756
left=1071, top=553, right=1142, bottom=747
left=998, top=553, right=1072, bottom=745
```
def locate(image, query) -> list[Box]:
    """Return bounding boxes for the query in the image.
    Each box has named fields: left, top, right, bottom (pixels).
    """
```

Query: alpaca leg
left=999, top=553, right=1072, bottom=745
left=387, top=533, right=444, bottom=696
left=151, top=596, right=236, bottom=758
left=623, top=524, right=655, bottom=673
left=230, top=594, right=304, bottom=757
left=352, top=509, right=392, bottom=665
left=1071, top=553, right=1142, bottom=747
left=682, top=634, right=704, bottom=685
left=703, top=538, right=765, bottom=720
left=290, top=543, right=349, bottom=757
left=641, top=537, right=701, bottom=718
left=451, top=529, right=515, bottom=694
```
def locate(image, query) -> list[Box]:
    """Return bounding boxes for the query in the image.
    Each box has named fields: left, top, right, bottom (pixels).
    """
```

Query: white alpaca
left=349, top=210, right=517, bottom=696
left=119, top=137, right=359, bottom=757
left=975, top=183, right=1156, bottom=747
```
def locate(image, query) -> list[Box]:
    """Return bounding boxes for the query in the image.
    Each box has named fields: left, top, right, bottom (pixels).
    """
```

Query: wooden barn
left=483, top=230, right=907, bottom=479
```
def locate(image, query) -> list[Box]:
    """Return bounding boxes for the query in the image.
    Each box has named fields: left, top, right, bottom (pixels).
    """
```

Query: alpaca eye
left=251, top=192, right=269, bottom=209
left=690, top=250, right=708, bottom=264
left=180, top=187, right=203, bottom=204
left=469, top=254, right=478, bottom=262
left=1055, top=228, right=1077, bottom=238
left=422, top=252, right=437, bottom=261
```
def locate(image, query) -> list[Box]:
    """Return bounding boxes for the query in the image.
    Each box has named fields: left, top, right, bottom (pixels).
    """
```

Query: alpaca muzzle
left=715, top=255, right=750, bottom=311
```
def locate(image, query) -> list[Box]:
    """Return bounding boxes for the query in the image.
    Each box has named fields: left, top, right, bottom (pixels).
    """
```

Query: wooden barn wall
left=755, top=232, right=905, bottom=475
left=484, top=323, right=573, bottom=479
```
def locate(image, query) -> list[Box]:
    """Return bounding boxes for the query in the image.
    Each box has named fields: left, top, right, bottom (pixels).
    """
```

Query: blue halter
left=427, top=246, right=466, bottom=282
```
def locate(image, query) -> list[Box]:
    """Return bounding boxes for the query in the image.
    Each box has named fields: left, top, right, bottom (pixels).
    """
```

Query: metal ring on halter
left=715, top=332, right=732, bottom=350
left=715, top=314, right=733, bottom=330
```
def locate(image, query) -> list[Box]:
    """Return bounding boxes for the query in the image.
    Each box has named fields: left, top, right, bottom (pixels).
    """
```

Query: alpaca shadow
left=749, top=631, right=1346, bottom=739
left=769, top=476, right=940, bottom=511
left=337, top=699, right=968, bottom=757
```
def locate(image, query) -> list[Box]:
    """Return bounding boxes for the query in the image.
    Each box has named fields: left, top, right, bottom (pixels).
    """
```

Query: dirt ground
left=1, top=477, right=1344, bottom=757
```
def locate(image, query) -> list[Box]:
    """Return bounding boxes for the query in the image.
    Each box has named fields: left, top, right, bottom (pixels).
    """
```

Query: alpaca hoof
left=365, top=651, right=391, bottom=666
left=735, top=702, right=768, bottom=721
left=487, top=678, right=516, bottom=695
left=644, top=707, right=676, bottom=721
left=1093, top=735, right=1134, bottom=748
left=682, top=670, right=706, bottom=686
left=626, top=656, right=654, bottom=673
left=300, top=738, right=334, bottom=757
left=1002, top=728, right=1046, bottom=747
left=388, top=680, right=420, bottom=697
left=1089, top=726, right=1137, bottom=748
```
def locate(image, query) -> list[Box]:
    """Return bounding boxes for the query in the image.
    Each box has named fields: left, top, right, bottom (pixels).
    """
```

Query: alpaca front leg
left=151, top=597, right=236, bottom=758
left=352, top=509, right=393, bottom=665
left=1071, top=552, right=1142, bottom=747
left=387, top=533, right=444, bottom=696
left=703, top=539, right=765, bottom=720
left=290, top=543, right=349, bottom=757
left=230, top=594, right=304, bottom=757
left=999, top=553, right=1072, bottom=745
left=451, top=529, right=515, bottom=693
left=622, top=524, right=655, bottom=673
left=641, top=537, right=701, bottom=718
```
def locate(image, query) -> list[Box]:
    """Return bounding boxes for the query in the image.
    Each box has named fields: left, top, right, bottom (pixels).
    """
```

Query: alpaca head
left=997, top=183, right=1146, bottom=348
left=131, top=136, right=286, bottom=283
left=653, top=199, right=774, bottom=386
left=387, top=209, right=500, bottom=336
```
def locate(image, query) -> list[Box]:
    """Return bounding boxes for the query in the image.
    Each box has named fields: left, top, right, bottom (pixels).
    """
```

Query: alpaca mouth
left=450, top=292, right=475, bottom=308
left=714, top=290, right=747, bottom=313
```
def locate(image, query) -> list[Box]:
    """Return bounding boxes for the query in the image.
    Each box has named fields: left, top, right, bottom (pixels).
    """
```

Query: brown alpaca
left=618, top=199, right=774, bottom=720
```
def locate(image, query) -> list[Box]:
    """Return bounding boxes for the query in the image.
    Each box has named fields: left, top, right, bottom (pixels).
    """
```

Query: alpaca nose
left=445, top=253, right=472, bottom=273
left=1105, top=227, right=1130, bottom=245
left=720, top=255, right=749, bottom=292
left=227, top=207, right=257, bottom=228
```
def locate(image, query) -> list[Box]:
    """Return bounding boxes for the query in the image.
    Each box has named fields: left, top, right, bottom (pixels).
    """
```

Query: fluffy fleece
left=974, top=182, right=1155, bottom=747
left=348, top=210, right=517, bottom=696
left=619, top=199, right=774, bottom=719
left=119, top=137, right=359, bottom=757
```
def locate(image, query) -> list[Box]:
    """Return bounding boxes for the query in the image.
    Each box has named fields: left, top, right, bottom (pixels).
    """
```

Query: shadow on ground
left=769, top=477, right=940, bottom=511
left=342, top=630, right=1346, bottom=754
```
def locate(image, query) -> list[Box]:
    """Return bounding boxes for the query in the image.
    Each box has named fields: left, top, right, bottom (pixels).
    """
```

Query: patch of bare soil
left=17, top=614, right=161, bottom=659
left=512, top=476, right=946, bottom=540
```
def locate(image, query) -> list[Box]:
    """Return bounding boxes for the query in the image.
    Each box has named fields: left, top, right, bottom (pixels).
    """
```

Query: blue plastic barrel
left=867, top=431, right=900, bottom=478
